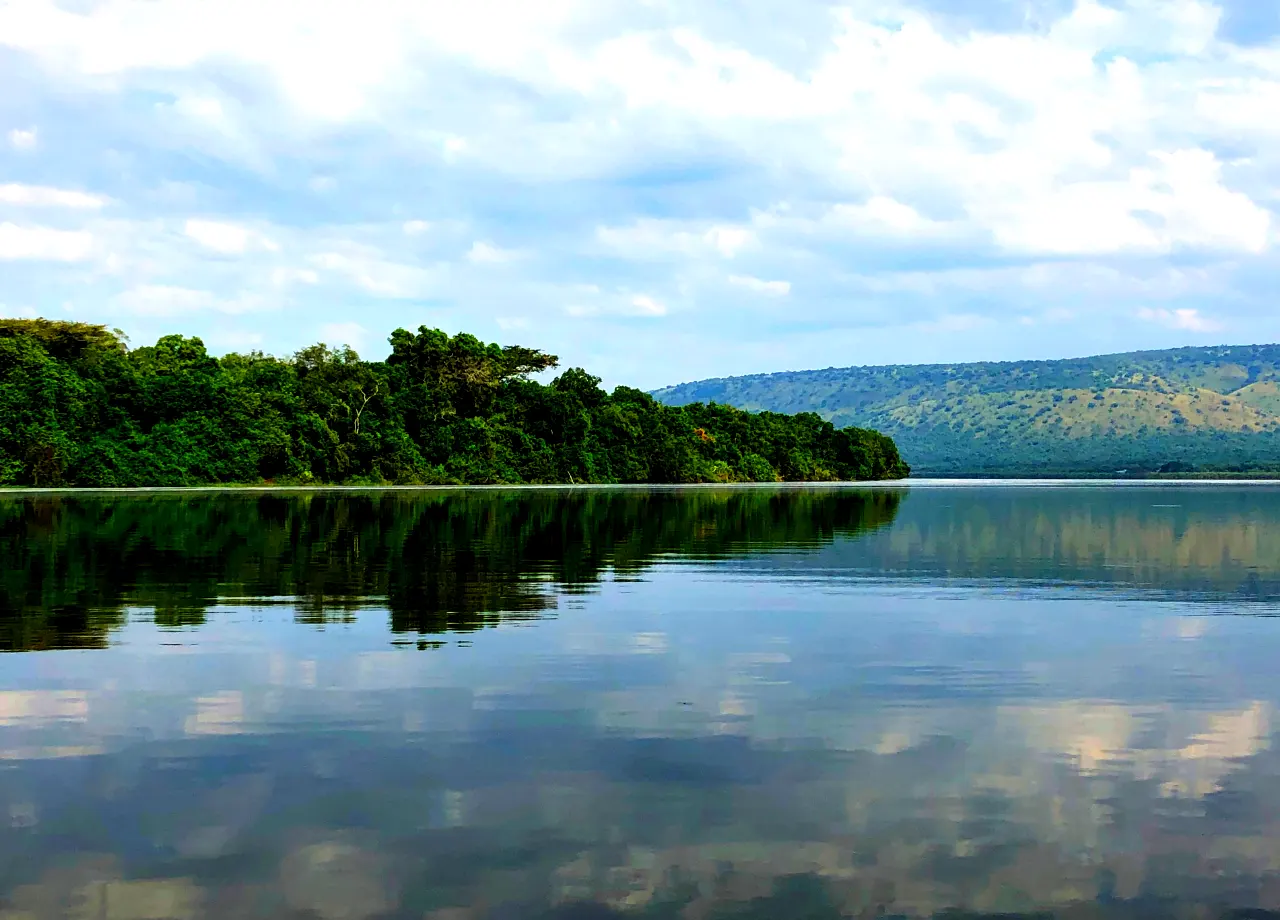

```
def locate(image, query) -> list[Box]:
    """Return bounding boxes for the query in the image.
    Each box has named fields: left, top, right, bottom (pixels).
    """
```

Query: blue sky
left=1, top=0, right=1278, bottom=390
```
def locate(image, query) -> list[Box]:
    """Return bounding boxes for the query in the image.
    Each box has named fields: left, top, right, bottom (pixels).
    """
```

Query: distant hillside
left=651, top=345, right=1280, bottom=475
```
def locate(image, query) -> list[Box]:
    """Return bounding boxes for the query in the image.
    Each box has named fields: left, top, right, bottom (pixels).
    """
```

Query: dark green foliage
left=0, top=320, right=909, bottom=487
left=0, top=488, right=903, bottom=649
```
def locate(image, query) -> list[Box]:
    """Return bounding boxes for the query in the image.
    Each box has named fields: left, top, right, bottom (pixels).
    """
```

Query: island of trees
left=0, top=319, right=909, bottom=487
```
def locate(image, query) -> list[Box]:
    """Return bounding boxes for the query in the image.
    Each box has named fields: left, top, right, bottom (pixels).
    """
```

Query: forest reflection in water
left=3, top=484, right=1280, bottom=920
left=0, top=486, right=903, bottom=651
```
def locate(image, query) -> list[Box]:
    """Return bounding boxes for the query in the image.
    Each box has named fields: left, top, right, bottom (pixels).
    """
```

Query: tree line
left=0, top=319, right=909, bottom=487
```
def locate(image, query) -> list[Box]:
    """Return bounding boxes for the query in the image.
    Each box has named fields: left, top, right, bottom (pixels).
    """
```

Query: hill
left=0, top=319, right=908, bottom=487
left=651, top=344, right=1280, bottom=475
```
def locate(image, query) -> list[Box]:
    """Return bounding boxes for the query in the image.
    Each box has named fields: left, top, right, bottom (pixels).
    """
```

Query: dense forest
left=653, top=344, right=1280, bottom=475
left=0, top=319, right=908, bottom=487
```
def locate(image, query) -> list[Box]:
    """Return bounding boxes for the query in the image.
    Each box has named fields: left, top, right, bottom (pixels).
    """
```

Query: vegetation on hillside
left=652, top=344, right=1280, bottom=474
left=0, top=319, right=908, bottom=487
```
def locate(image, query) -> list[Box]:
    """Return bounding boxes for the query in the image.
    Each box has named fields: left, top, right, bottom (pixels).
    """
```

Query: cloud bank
left=0, top=0, right=1277, bottom=387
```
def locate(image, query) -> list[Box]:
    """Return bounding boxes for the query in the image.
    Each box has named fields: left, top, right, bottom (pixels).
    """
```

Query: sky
left=0, top=0, right=1278, bottom=390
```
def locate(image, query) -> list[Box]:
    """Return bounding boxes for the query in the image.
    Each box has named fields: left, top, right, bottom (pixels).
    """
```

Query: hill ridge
left=656, top=343, right=1280, bottom=389
left=652, top=343, right=1280, bottom=475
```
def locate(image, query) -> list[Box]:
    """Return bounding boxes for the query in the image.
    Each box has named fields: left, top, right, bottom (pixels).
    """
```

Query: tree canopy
left=0, top=320, right=909, bottom=487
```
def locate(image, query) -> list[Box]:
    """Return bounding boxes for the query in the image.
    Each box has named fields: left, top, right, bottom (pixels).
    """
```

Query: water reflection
left=0, top=487, right=902, bottom=651
left=3, top=485, right=1280, bottom=919
left=812, top=483, right=1280, bottom=603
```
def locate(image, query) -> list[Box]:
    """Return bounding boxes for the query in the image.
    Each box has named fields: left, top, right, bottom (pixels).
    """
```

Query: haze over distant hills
left=652, top=345, right=1280, bottom=475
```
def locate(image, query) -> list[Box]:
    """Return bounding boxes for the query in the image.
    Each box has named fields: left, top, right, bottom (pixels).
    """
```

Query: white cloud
left=705, top=226, right=752, bottom=257
left=981, top=148, right=1272, bottom=256
left=596, top=220, right=757, bottom=260
left=828, top=197, right=944, bottom=237
left=0, top=183, right=107, bottom=209
left=629, top=294, right=667, bottom=316
left=0, top=223, right=93, bottom=261
left=1136, top=306, right=1223, bottom=333
left=310, top=248, right=434, bottom=298
left=185, top=218, right=276, bottom=255
left=442, top=136, right=467, bottom=160
left=495, top=316, right=530, bottom=331
left=2, top=4, right=1272, bottom=267
left=728, top=275, right=790, bottom=295
left=112, top=284, right=266, bottom=317
left=563, top=292, right=668, bottom=318
left=746, top=200, right=968, bottom=255
left=0, top=0, right=1278, bottom=381
left=466, top=240, right=520, bottom=263
left=6, top=128, right=37, bottom=150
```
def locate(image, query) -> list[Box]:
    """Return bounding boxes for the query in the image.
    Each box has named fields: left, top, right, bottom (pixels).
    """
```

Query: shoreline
left=5, top=477, right=1280, bottom=495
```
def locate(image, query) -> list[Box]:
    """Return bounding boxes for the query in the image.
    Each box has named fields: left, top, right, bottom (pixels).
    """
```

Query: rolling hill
left=651, top=345, right=1280, bottom=475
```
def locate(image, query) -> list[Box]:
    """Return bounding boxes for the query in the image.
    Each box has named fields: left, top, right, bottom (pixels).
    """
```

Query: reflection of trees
left=15, top=485, right=1280, bottom=654
left=829, top=487, right=1280, bottom=602
left=0, top=488, right=902, bottom=651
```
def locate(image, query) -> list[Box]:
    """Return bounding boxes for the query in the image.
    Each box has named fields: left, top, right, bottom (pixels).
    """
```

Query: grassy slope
left=651, top=344, right=1280, bottom=474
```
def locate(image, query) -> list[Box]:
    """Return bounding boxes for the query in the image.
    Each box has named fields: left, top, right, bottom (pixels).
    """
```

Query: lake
left=3, top=482, right=1280, bottom=920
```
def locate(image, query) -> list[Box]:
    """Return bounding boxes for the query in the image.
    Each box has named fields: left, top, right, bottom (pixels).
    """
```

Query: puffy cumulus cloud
left=0, top=0, right=1278, bottom=386
left=980, top=149, right=1272, bottom=255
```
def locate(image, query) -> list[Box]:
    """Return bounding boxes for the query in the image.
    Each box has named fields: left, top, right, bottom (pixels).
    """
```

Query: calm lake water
left=3, top=483, right=1280, bottom=920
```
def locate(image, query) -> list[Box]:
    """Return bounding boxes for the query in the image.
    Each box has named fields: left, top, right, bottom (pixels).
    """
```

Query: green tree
left=0, top=319, right=910, bottom=488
